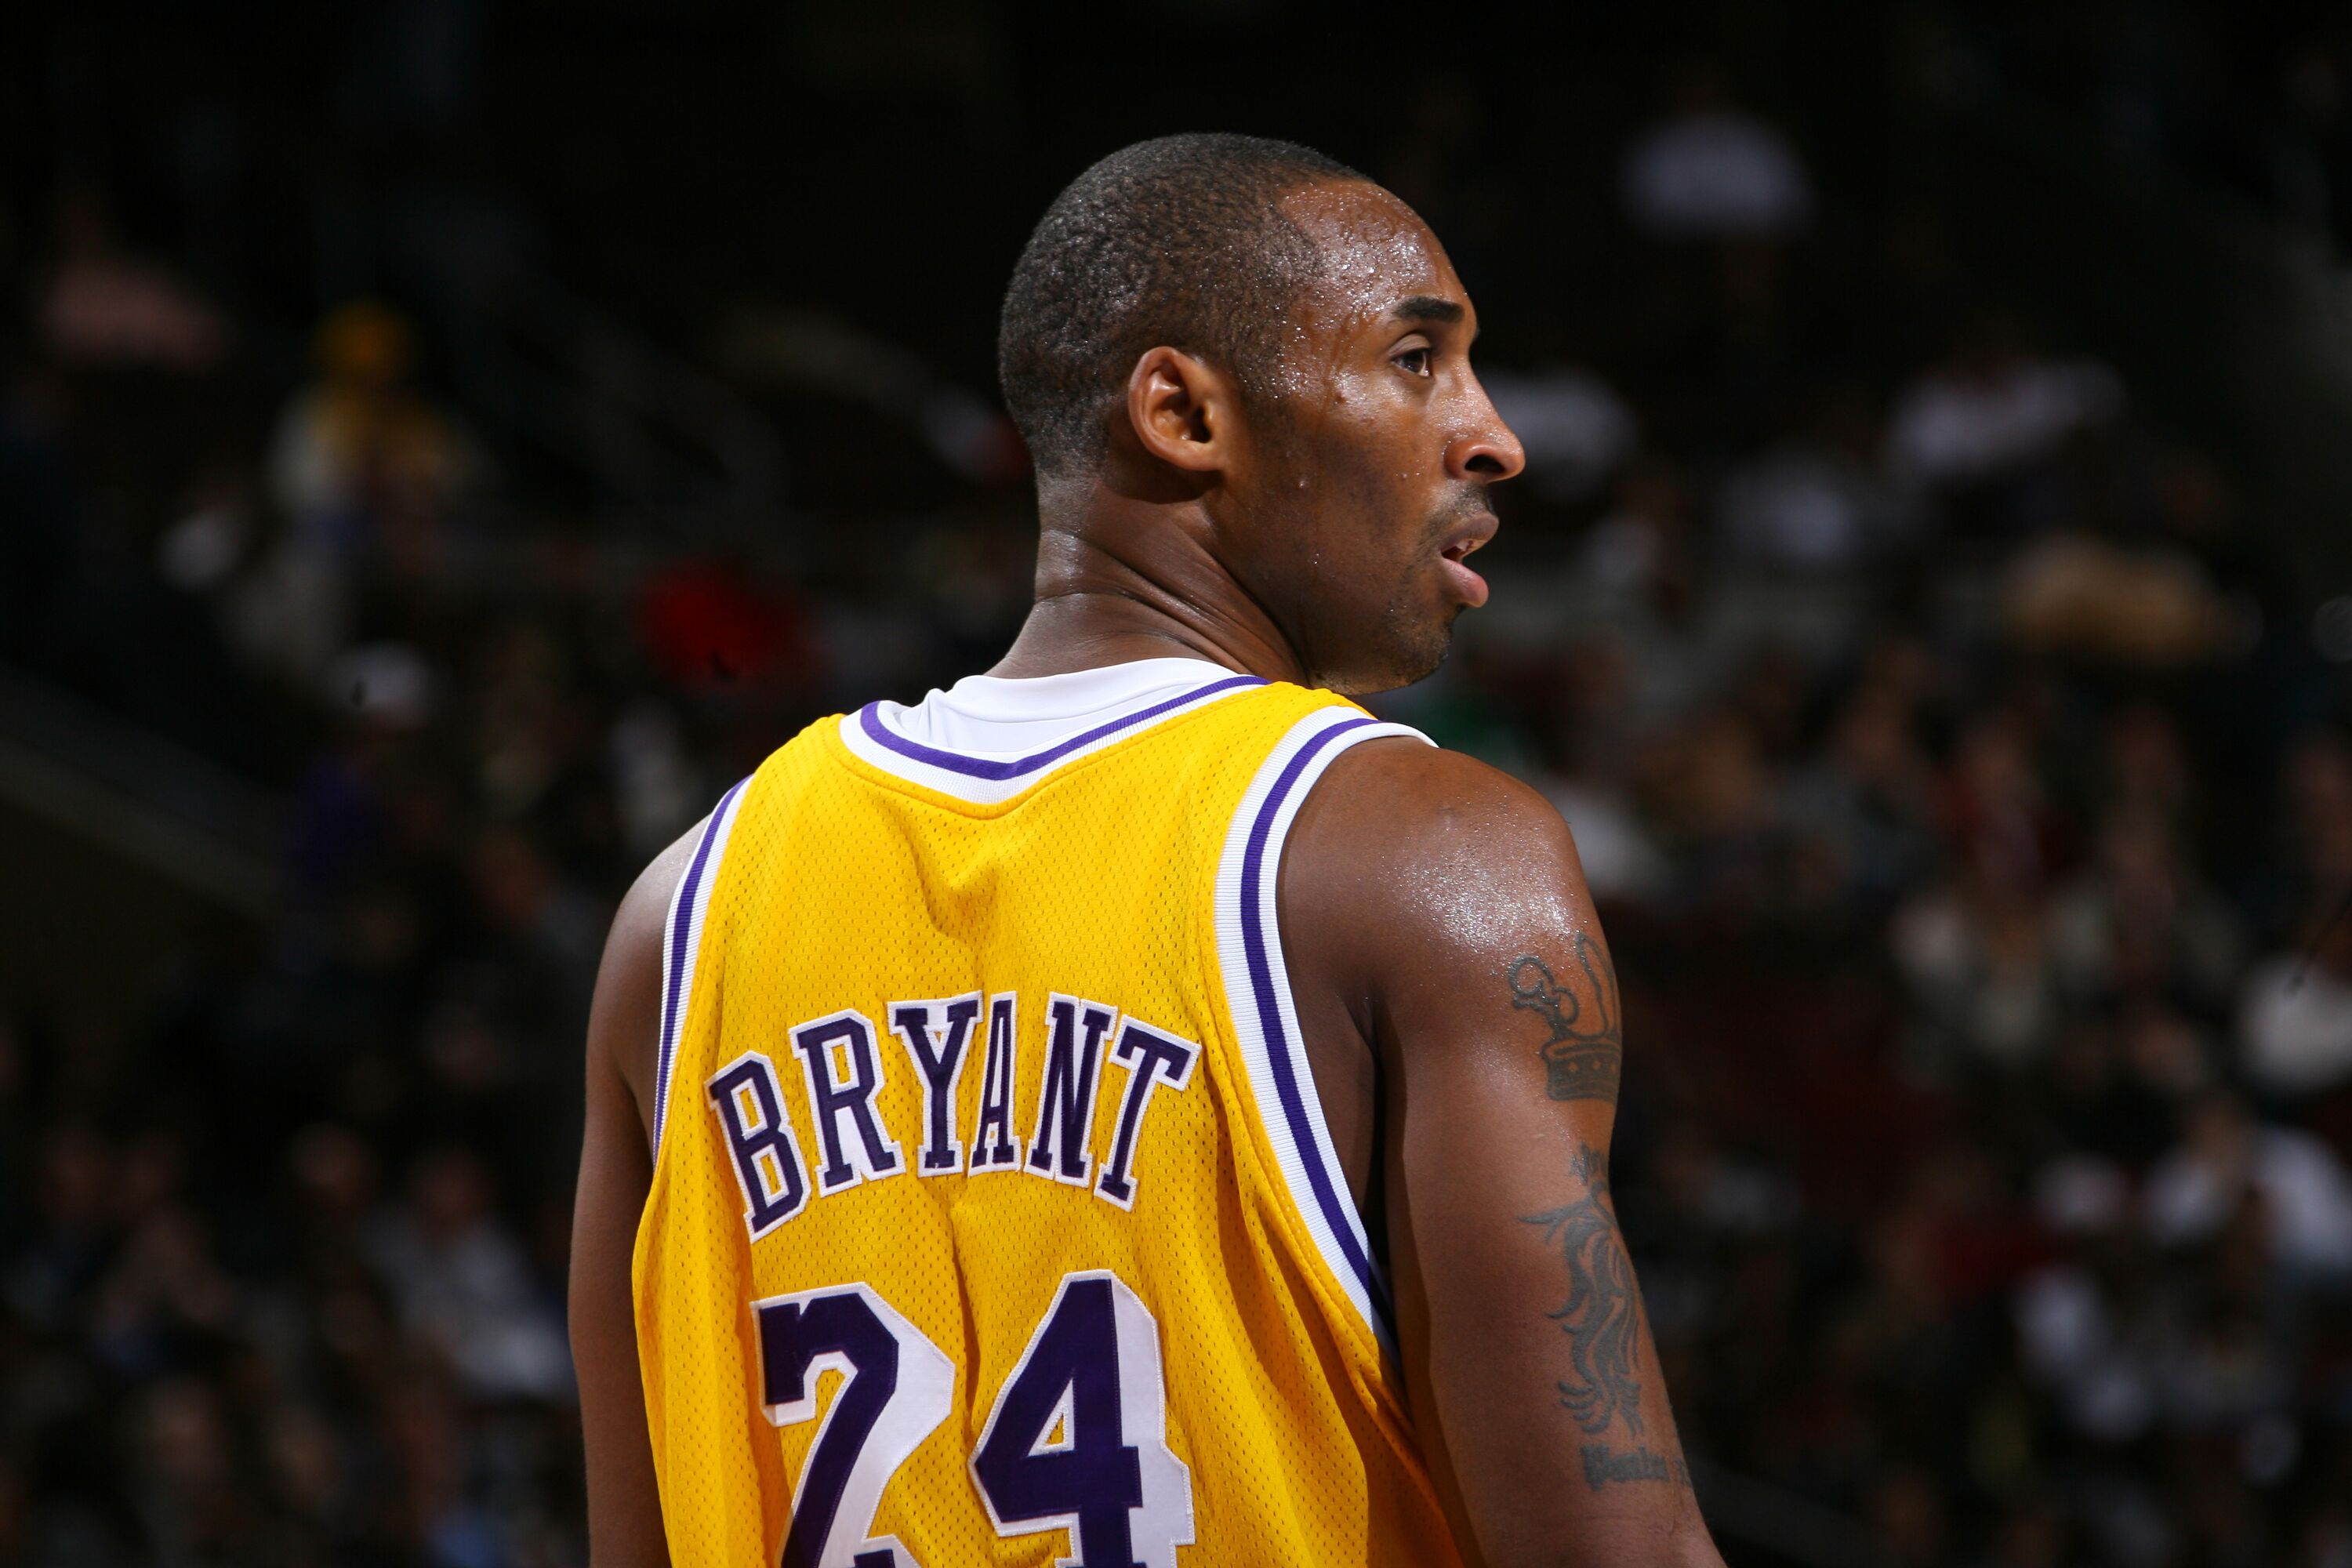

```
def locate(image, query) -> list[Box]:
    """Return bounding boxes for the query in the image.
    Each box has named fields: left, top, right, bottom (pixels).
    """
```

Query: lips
left=1438, top=511, right=1498, bottom=608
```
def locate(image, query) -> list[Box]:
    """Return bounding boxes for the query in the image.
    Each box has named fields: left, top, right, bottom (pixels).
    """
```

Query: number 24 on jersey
left=756, top=1269, right=1193, bottom=1568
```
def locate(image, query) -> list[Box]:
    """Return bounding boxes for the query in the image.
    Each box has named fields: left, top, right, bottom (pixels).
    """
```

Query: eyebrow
left=1390, top=295, right=1465, bottom=325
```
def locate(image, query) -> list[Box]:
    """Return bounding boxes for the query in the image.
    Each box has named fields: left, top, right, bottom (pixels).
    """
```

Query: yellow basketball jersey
left=633, top=669, right=1465, bottom=1567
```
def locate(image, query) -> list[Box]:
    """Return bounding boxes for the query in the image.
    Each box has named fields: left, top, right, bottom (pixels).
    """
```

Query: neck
left=986, top=481, right=1307, bottom=684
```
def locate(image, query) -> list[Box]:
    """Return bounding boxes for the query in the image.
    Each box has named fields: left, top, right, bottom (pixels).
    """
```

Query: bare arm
left=1285, top=740, right=1721, bottom=1568
left=570, top=829, right=701, bottom=1568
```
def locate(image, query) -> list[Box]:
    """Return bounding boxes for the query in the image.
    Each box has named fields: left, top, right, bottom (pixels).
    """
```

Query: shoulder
left=1312, top=729, right=1567, bottom=831
left=611, top=820, right=706, bottom=959
left=1292, top=733, right=1582, bottom=888
left=588, top=820, right=712, bottom=1123
left=1282, top=735, right=1599, bottom=972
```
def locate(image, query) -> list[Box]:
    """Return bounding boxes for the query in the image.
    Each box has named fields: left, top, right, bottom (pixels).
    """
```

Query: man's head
left=999, top=133, right=1523, bottom=695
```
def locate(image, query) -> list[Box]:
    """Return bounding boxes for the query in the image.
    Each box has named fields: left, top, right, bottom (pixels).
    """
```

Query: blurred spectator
left=2286, top=731, right=2352, bottom=887
left=608, top=701, right=707, bottom=856
left=1894, top=868, right=2063, bottom=1073
left=1713, top=384, right=1914, bottom=573
left=1621, top=62, right=1815, bottom=240
left=2145, top=1092, right=2352, bottom=1277
left=1482, top=363, right=1639, bottom=504
left=2004, top=532, right=2239, bottom=666
left=1783, top=681, right=1940, bottom=908
left=1542, top=759, right=1668, bottom=903
left=2048, top=805, right=2245, bottom=1014
left=2016, top=1160, right=2166, bottom=1445
left=1887, top=313, right=2123, bottom=489
left=269, top=301, right=474, bottom=569
left=1559, top=456, right=1715, bottom=733
left=2238, top=892, right=2352, bottom=1098
left=1642, top=706, right=1785, bottom=910
left=1939, top=710, right=2067, bottom=893
left=369, top=1149, right=573, bottom=1403
left=36, top=187, right=229, bottom=374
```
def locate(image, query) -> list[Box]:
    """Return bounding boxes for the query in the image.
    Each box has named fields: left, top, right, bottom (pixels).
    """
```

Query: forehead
left=1278, top=181, right=1462, bottom=339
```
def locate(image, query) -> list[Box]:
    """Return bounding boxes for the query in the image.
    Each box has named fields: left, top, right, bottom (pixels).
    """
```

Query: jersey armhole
left=1211, top=709, right=1433, bottom=1356
left=652, top=775, right=753, bottom=1158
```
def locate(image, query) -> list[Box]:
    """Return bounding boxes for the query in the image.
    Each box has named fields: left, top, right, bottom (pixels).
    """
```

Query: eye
left=1392, top=344, right=1433, bottom=378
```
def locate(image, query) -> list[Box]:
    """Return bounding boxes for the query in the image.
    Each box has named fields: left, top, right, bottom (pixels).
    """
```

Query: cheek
left=1338, top=389, right=1446, bottom=497
left=1269, top=390, right=1436, bottom=581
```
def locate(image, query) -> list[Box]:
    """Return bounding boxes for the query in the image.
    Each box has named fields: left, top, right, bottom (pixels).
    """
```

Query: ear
left=1123, top=347, right=1240, bottom=475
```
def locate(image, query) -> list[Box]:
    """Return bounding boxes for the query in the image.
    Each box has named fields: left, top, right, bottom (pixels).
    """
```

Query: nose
left=1445, top=377, right=1526, bottom=485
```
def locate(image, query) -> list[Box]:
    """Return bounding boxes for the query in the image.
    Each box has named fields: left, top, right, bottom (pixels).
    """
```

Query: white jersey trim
left=1213, top=706, right=1432, bottom=1353
left=839, top=659, right=1265, bottom=804
left=653, top=776, right=752, bottom=1156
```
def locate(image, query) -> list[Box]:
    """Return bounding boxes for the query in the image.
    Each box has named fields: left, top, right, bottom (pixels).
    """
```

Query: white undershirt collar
left=840, top=658, right=1265, bottom=803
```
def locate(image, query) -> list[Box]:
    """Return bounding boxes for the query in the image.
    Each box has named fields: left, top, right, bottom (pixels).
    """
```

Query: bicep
left=1382, top=927, right=1706, bottom=1563
left=1297, top=748, right=1716, bottom=1566
left=572, top=1034, right=668, bottom=1567
left=571, top=833, right=699, bottom=1568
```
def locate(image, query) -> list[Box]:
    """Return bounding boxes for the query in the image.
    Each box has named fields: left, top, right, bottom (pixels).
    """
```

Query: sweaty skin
left=572, top=179, right=1724, bottom=1568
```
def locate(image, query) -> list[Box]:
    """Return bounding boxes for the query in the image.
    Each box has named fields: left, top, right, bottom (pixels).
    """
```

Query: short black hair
left=998, top=132, right=1363, bottom=480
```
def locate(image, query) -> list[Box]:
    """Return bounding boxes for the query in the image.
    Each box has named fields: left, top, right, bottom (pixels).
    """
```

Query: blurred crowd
left=6, top=11, right=2352, bottom=1568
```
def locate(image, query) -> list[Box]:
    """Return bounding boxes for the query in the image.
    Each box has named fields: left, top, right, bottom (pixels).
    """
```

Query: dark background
left=5, top=2, right=2352, bottom=1564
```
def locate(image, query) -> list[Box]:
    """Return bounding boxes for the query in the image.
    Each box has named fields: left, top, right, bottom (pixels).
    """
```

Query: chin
left=1315, top=617, right=1455, bottom=697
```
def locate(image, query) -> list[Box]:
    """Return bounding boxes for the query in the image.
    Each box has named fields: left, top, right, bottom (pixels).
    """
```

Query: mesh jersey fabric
left=631, top=674, right=1465, bottom=1567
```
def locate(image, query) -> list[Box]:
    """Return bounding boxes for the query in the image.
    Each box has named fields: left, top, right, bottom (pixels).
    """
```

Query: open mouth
left=1439, top=510, right=1498, bottom=565
left=1436, top=516, right=1497, bottom=607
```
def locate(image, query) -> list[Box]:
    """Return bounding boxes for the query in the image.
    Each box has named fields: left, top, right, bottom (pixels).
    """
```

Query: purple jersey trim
left=653, top=775, right=750, bottom=1154
left=855, top=673, right=1265, bottom=781
left=1237, top=714, right=1396, bottom=1339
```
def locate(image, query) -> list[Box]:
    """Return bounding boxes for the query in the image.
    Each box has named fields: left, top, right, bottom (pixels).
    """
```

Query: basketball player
left=572, top=134, right=1723, bottom=1567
